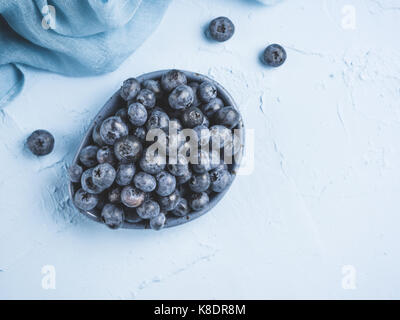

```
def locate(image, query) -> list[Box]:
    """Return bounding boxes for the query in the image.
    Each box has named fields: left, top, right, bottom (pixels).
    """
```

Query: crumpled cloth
left=0, top=0, right=171, bottom=108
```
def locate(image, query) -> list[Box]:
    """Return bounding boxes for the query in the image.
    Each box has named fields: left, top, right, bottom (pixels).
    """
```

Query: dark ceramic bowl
left=69, top=70, right=245, bottom=229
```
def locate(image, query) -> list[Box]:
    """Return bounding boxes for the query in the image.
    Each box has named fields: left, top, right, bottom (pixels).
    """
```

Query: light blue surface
left=0, top=0, right=171, bottom=108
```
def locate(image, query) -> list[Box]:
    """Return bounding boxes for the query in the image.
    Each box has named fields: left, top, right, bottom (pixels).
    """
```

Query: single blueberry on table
left=68, top=164, right=83, bottom=183
left=92, top=123, right=105, bottom=146
left=134, top=171, right=157, bottom=193
left=189, top=192, right=210, bottom=211
left=161, top=69, right=187, bottom=92
left=121, top=186, right=145, bottom=208
left=120, top=78, right=141, bottom=101
left=214, top=106, right=241, bottom=129
left=115, top=108, right=129, bottom=123
left=171, top=197, right=190, bottom=217
left=201, top=98, right=224, bottom=118
left=188, top=82, right=201, bottom=107
left=210, top=167, right=231, bottom=192
left=96, top=145, right=116, bottom=165
left=181, top=106, right=204, bottom=128
left=136, top=89, right=156, bottom=109
left=92, top=163, right=116, bottom=189
left=108, top=186, right=122, bottom=204
left=209, top=16, right=235, bottom=42
left=158, top=189, right=180, bottom=211
left=139, top=149, right=166, bottom=174
left=146, top=108, right=170, bottom=132
left=189, top=172, right=211, bottom=193
left=100, top=116, right=129, bottom=145
left=124, top=208, right=143, bottom=223
left=79, top=145, right=99, bottom=167
left=169, top=85, right=194, bottom=110
left=27, top=129, right=55, bottom=156
left=74, top=188, right=99, bottom=211
left=127, top=102, right=148, bottom=127
left=150, top=213, right=166, bottom=231
left=81, top=168, right=104, bottom=194
left=115, top=163, right=136, bottom=186
left=114, top=135, right=143, bottom=163
left=101, top=204, right=125, bottom=229
left=143, top=79, right=162, bottom=98
left=132, top=126, right=147, bottom=142
left=136, top=200, right=160, bottom=219
left=263, top=44, right=287, bottom=67
left=209, top=125, right=232, bottom=148
left=155, top=171, right=176, bottom=197
left=198, top=81, right=217, bottom=103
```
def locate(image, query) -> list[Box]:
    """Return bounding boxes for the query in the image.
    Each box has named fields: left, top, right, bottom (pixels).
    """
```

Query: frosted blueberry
left=188, top=82, right=201, bottom=107
left=168, top=85, right=194, bottom=110
left=167, top=155, right=189, bottom=177
left=115, top=163, right=135, bottom=186
left=263, top=44, right=287, bottom=67
left=189, top=172, right=211, bottom=193
left=27, top=130, right=55, bottom=156
left=139, top=149, right=166, bottom=174
left=92, top=163, right=116, bottom=189
left=136, top=200, right=160, bottom=219
left=121, top=186, right=145, bottom=208
left=191, top=149, right=219, bottom=174
left=209, top=125, right=232, bottom=148
left=161, top=69, right=187, bottom=92
left=68, top=164, right=83, bottom=183
left=114, top=135, right=143, bottom=163
left=146, top=108, right=170, bottom=132
left=171, top=197, right=190, bottom=217
left=181, top=106, right=204, bottom=128
left=143, top=79, right=162, bottom=98
left=214, top=106, right=241, bottom=129
left=193, top=125, right=211, bottom=146
left=108, top=186, right=121, bottom=204
left=176, top=169, right=192, bottom=185
left=155, top=171, right=176, bottom=196
left=169, top=118, right=183, bottom=133
left=209, top=17, right=235, bottom=42
left=79, top=145, right=99, bottom=167
left=100, top=116, right=129, bottom=145
left=189, top=192, right=210, bottom=211
left=158, top=189, right=180, bottom=211
left=136, top=89, right=156, bottom=109
left=128, top=102, right=147, bottom=126
left=120, top=78, right=141, bottom=101
left=132, top=126, right=146, bottom=142
left=101, top=204, right=124, bottom=229
left=81, top=168, right=104, bottom=194
left=134, top=171, right=157, bottom=193
left=201, top=98, right=224, bottom=118
left=74, top=188, right=99, bottom=211
left=96, top=145, right=116, bottom=165
left=92, top=123, right=105, bottom=146
left=202, top=115, right=210, bottom=127
left=198, top=81, right=217, bottom=103
left=150, top=213, right=166, bottom=231
left=210, top=167, right=231, bottom=192
left=115, top=108, right=128, bottom=123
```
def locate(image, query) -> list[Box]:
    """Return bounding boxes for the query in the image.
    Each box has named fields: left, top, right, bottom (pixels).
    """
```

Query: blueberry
left=176, top=169, right=192, bottom=185
left=146, top=108, right=170, bottom=132
left=169, top=118, right=183, bottom=133
left=193, top=125, right=211, bottom=146
left=189, top=172, right=211, bottom=193
left=150, top=213, right=166, bottom=230
left=92, top=124, right=105, bottom=146
left=202, top=115, right=210, bottom=127
left=188, top=82, right=201, bottom=107
left=81, top=168, right=104, bottom=194
left=92, top=163, right=116, bottom=189
left=101, top=204, right=125, bottom=229
left=115, top=108, right=128, bottom=123
left=27, top=129, right=55, bottom=156
left=124, top=208, right=143, bottom=223
left=198, top=81, right=217, bottom=103
left=74, top=189, right=99, bottom=213
left=96, top=145, right=116, bottom=165
left=263, top=44, right=287, bottom=67
left=79, top=145, right=99, bottom=167
left=121, top=186, right=145, bottom=208
left=191, top=149, right=220, bottom=173
left=128, top=102, right=147, bottom=126
left=120, top=78, right=141, bottom=101
left=134, top=171, right=157, bottom=192
left=143, top=79, right=162, bottom=98
left=167, top=155, right=189, bottom=177
left=209, top=125, right=232, bottom=148
left=100, top=116, right=129, bottom=145
left=169, top=85, right=194, bottom=110
left=132, top=126, right=147, bottom=142
left=189, top=192, right=210, bottom=211
left=171, top=197, right=190, bottom=217
left=166, top=131, right=185, bottom=156
left=136, top=89, right=156, bottom=109
left=136, top=200, right=160, bottom=219
left=210, top=167, right=231, bottom=192
left=161, top=70, right=187, bottom=92
left=209, top=17, right=235, bottom=42
left=181, top=106, right=204, bottom=128
left=108, top=186, right=122, bottom=204
left=201, top=98, right=224, bottom=118
left=114, top=135, right=143, bottom=163
left=214, top=106, right=240, bottom=129
left=158, top=189, right=180, bottom=211
left=139, top=149, right=166, bottom=174
left=115, top=163, right=136, bottom=186
left=68, top=164, right=83, bottom=183
left=155, top=171, right=176, bottom=196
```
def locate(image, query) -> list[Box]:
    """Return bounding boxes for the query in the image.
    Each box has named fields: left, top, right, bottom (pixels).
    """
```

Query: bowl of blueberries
left=68, top=69, right=244, bottom=230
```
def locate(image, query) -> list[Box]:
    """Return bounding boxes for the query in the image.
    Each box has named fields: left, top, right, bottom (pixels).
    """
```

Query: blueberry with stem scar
left=27, top=129, right=55, bottom=156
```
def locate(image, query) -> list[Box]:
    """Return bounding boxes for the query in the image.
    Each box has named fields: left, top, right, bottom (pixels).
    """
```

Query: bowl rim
left=69, top=69, right=245, bottom=229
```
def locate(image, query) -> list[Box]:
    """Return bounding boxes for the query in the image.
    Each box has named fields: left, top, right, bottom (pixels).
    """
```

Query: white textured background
left=1, top=0, right=400, bottom=299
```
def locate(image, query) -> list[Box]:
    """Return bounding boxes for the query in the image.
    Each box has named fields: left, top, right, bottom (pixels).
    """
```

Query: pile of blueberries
left=69, top=69, right=242, bottom=230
